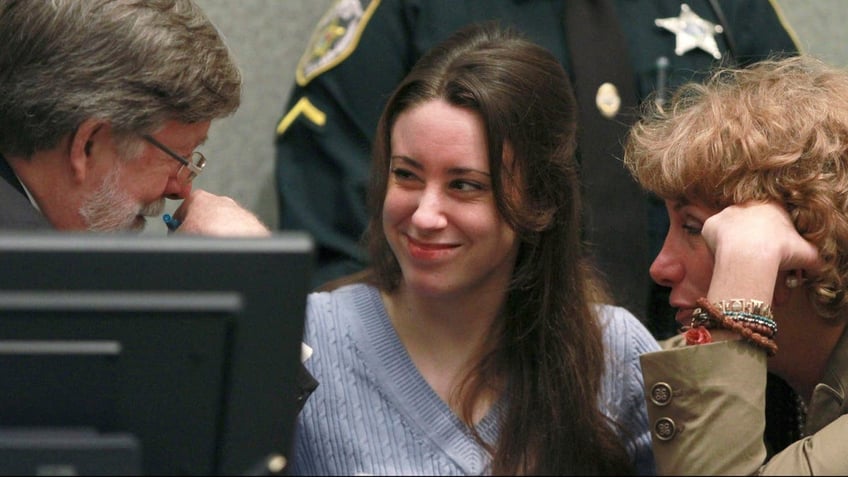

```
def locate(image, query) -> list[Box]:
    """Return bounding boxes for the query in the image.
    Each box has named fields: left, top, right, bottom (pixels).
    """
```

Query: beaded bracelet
left=722, top=311, right=777, bottom=338
left=690, top=298, right=778, bottom=339
left=690, top=311, right=776, bottom=339
left=694, top=297, right=778, bottom=356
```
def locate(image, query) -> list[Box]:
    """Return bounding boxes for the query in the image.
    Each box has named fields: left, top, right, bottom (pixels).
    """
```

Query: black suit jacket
left=0, top=153, right=51, bottom=229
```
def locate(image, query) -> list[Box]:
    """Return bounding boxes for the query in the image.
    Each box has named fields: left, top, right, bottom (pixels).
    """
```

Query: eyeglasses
left=141, top=134, right=207, bottom=184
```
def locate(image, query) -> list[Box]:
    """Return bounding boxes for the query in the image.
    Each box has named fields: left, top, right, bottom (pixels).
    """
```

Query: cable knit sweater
left=290, top=283, right=659, bottom=475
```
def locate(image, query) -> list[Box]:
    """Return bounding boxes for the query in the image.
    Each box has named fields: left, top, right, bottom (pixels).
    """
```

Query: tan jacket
left=641, top=329, right=848, bottom=475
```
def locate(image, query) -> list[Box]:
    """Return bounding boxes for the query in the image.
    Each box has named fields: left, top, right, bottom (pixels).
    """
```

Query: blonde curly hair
left=624, top=55, right=848, bottom=318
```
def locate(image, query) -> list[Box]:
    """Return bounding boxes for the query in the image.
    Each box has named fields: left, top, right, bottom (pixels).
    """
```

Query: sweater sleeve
left=598, top=305, right=662, bottom=476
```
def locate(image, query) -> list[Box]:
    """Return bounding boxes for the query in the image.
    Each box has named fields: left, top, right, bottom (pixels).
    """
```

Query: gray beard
left=79, top=167, right=165, bottom=232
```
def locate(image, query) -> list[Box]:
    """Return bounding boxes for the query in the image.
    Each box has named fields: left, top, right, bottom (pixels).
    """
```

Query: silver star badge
left=655, top=3, right=724, bottom=60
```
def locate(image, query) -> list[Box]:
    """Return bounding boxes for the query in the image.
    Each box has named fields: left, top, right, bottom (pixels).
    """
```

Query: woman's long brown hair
left=361, top=22, right=633, bottom=475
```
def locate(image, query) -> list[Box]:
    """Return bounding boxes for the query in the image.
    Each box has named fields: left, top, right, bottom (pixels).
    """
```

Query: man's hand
left=172, top=190, right=271, bottom=237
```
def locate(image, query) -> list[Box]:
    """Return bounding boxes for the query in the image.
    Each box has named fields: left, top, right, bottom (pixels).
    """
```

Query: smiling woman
left=382, top=100, right=517, bottom=301
left=289, top=21, right=660, bottom=476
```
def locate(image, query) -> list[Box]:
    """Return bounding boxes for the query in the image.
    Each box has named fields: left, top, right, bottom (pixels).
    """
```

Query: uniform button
left=654, top=417, right=676, bottom=441
left=650, top=382, right=673, bottom=406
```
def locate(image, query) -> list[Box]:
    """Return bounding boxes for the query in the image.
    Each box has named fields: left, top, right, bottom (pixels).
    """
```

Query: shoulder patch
left=296, top=0, right=382, bottom=87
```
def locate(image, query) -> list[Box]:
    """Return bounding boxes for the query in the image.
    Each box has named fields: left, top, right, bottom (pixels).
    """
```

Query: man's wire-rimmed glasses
left=142, top=134, right=207, bottom=184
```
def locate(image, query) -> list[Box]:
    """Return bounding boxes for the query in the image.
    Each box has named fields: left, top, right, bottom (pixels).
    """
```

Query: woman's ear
left=67, top=118, right=105, bottom=183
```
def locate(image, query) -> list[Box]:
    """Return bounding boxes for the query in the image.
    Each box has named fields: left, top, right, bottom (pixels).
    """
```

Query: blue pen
left=163, top=213, right=181, bottom=232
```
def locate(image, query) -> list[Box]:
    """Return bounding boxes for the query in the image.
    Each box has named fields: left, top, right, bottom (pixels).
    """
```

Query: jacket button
left=654, top=417, right=676, bottom=441
left=650, top=382, right=673, bottom=406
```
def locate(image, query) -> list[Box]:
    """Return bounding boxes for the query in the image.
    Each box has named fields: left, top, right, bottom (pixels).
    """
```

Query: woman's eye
left=390, top=167, right=416, bottom=181
left=682, top=222, right=702, bottom=235
left=450, top=180, right=485, bottom=192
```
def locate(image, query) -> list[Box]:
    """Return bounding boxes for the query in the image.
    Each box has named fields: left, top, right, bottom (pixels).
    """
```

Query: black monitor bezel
left=0, top=231, right=313, bottom=475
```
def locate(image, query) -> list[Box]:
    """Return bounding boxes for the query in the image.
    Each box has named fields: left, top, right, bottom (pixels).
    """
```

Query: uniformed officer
left=275, top=0, right=799, bottom=338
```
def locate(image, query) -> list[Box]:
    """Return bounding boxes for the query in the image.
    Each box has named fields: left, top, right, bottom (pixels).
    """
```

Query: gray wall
left=148, top=0, right=848, bottom=234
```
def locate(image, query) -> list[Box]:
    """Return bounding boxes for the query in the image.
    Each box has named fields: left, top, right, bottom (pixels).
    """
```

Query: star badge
left=655, top=3, right=724, bottom=60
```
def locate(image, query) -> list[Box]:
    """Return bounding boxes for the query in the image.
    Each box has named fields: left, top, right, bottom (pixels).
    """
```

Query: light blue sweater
left=290, top=283, right=659, bottom=475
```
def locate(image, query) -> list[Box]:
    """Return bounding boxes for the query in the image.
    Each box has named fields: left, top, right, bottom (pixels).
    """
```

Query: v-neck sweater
left=290, top=283, right=658, bottom=475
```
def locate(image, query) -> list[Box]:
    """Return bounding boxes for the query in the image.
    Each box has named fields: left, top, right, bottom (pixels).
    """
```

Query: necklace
left=795, top=393, right=808, bottom=439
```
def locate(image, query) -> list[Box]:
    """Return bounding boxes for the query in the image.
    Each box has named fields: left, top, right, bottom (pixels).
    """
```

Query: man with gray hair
left=0, top=0, right=317, bottom=438
left=0, top=0, right=266, bottom=235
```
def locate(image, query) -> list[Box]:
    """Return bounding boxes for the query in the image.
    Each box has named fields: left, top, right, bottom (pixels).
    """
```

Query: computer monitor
left=0, top=231, right=314, bottom=475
